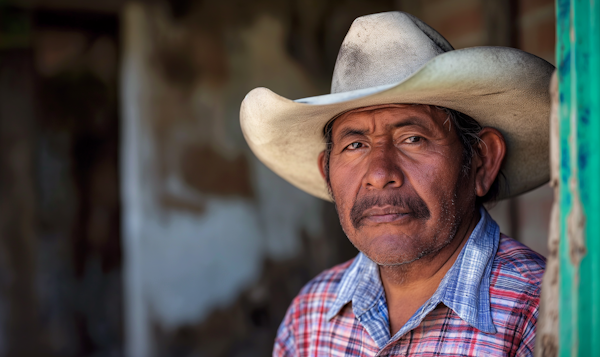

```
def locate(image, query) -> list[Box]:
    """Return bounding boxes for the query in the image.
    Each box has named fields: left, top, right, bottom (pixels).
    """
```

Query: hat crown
left=331, top=11, right=454, bottom=94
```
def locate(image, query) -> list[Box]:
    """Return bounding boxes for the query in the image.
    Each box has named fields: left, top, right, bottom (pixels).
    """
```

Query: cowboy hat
left=240, top=11, right=554, bottom=201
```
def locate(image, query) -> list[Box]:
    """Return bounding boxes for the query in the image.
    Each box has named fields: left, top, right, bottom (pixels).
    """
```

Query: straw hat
left=240, top=11, right=554, bottom=201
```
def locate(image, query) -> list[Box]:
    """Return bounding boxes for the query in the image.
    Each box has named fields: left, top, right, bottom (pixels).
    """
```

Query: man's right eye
left=346, top=142, right=363, bottom=150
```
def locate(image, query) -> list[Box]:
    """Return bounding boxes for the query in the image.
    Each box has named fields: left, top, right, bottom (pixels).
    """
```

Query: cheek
left=329, top=161, right=365, bottom=234
left=407, top=157, right=467, bottom=215
left=330, top=158, right=362, bottom=198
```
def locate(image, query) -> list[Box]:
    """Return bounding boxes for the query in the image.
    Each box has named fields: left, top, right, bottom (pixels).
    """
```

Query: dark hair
left=322, top=105, right=505, bottom=205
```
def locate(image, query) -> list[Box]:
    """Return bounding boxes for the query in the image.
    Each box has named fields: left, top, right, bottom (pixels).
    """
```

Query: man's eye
left=405, top=136, right=422, bottom=143
left=346, top=142, right=363, bottom=150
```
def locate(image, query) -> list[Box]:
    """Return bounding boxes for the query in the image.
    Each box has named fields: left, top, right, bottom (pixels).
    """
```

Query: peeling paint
left=554, top=0, right=600, bottom=354
left=566, top=182, right=586, bottom=267
left=536, top=71, right=559, bottom=357
left=142, top=198, right=264, bottom=329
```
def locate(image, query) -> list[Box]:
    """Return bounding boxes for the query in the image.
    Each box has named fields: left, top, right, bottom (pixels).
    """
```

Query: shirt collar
left=325, top=251, right=382, bottom=321
left=326, top=207, right=499, bottom=334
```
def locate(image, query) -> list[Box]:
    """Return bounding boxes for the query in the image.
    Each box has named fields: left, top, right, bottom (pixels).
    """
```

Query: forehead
left=331, top=104, right=446, bottom=134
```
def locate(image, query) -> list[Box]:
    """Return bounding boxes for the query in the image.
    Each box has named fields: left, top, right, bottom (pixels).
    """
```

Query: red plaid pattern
left=274, top=233, right=545, bottom=356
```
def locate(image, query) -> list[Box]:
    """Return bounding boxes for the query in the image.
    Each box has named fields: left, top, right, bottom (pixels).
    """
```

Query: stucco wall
left=120, top=1, right=555, bottom=356
left=120, top=2, right=398, bottom=355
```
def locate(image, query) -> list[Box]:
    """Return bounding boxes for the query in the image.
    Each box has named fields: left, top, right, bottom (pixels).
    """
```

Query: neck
left=379, top=207, right=481, bottom=292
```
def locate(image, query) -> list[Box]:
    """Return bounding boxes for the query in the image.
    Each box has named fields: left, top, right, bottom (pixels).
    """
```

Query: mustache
left=350, top=192, right=431, bottom=229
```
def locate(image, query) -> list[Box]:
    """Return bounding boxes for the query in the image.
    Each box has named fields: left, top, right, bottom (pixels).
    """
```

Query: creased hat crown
left=331, top=12, right=454, bottom=93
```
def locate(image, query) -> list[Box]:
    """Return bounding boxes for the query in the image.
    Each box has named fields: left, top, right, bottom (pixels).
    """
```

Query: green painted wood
left=556, top=0, right=600, bottom=355
left=556, top=0, right=574, bottom=354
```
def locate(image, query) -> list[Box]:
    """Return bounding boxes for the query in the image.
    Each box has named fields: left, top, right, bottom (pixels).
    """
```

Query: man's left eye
left=346, top=142, right=363, bottom=150
left=405, top=136, right=422, bottom=143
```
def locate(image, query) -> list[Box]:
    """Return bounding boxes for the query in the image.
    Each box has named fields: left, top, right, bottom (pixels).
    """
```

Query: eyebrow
left=337, top=127, right=368, bottom=141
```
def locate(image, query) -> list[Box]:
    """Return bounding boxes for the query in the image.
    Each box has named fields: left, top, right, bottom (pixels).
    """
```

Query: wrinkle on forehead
left=332, top=104, right=446, bottom=139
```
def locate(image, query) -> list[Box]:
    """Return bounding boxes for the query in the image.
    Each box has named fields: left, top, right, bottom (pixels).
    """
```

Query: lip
left=361, top=206, right=411, bottom=224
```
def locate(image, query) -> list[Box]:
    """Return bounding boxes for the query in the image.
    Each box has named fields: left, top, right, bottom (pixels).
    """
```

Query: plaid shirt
left=274, top=208, right=546, bottom=356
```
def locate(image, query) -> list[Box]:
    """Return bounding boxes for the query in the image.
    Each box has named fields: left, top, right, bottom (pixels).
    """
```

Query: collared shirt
left=274, top=208, right=546, bottom=356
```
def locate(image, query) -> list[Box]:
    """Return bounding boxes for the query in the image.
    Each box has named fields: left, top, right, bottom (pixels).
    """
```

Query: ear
left=472, top=127, right=506, bottom=198
left=317, top=151, right=327, bottom=180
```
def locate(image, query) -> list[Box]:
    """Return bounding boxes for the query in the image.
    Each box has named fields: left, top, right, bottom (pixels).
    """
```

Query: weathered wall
left=122, top=1, right=556, bottom=356
left=120, top=1, right=403, bottom=355
left=0, top=1, right=556, bottom=356
left=0, top=5, right=123, bottom=356
left=0, top=49, right=43, bottom=357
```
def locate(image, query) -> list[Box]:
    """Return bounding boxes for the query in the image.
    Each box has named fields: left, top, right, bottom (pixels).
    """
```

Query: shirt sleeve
left=273, top=300, right=298, bottom=357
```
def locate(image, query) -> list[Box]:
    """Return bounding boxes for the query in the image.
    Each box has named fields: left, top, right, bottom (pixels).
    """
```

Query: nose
left=363, top=142, right=404, bottom=190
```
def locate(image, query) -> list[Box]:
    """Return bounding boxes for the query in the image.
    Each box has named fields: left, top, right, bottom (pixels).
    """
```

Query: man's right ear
left=318, top=151, right=327, bottom=180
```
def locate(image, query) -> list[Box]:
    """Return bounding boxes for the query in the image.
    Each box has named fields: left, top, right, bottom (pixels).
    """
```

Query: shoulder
left=488, top=235, right=546, bottom=353
left=493, top=234, right=546, bottom=289
left=489, top=234, right=545, bottom=322
left=289, top=258, right=355, bottom=314
left=274, top=258, right=356, bottom=355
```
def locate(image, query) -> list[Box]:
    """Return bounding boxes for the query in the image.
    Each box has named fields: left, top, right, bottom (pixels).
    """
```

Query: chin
left=365, top=250, right=422, bottom=266
left=358, top=234, right=425, bottom=266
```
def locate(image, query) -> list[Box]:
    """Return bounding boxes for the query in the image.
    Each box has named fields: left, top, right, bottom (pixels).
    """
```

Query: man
left=240, top=11, right=553, bottom=356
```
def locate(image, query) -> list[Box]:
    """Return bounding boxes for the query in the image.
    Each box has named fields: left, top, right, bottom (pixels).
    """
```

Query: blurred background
left=0, top=0, right=554, bottom=356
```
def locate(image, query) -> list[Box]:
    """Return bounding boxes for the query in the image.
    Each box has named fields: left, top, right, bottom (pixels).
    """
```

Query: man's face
left=324, top=104, right=478, bottom=266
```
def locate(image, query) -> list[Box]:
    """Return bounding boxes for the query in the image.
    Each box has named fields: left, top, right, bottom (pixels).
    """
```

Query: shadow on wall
left=0, top=5, right=123, bottom=357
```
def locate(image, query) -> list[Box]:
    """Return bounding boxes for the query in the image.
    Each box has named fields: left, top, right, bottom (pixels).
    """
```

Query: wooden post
left=536, top=71, right=560, bottom=357
left=547, top=0, right=600, bottom=355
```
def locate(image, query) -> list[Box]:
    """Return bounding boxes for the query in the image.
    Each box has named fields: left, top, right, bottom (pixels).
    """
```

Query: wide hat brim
left=240, top=46, right=554, bottom=201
